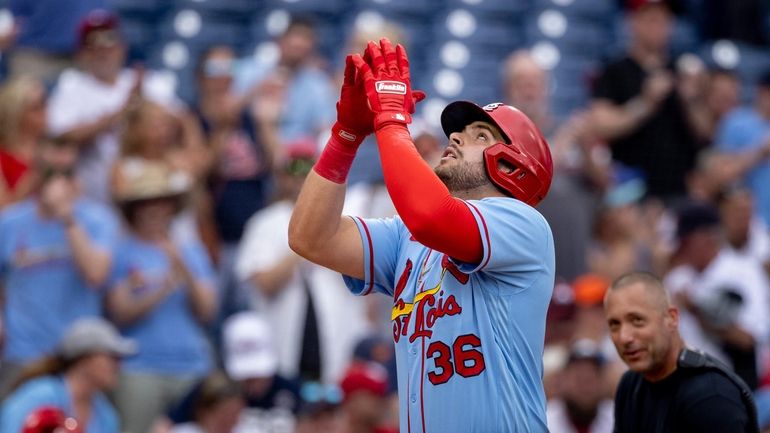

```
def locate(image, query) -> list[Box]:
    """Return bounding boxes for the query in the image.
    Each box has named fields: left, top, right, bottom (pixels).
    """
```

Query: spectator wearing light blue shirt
left=714, top=71, right=770, bottom=225
left=105, top=162, right=217, bottom=433
left=0, top=138, right=119, bottom=398
left=233, top=16, right=335, bottom=146
left=0, top=317, right=137, bottom=433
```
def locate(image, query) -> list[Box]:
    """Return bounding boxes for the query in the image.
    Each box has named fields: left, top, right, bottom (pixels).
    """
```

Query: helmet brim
left=440, top=101, right=511, bottom=144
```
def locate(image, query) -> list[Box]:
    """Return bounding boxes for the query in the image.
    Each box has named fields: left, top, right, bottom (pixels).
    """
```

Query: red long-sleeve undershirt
left=375, top=124, right=483, bottom=264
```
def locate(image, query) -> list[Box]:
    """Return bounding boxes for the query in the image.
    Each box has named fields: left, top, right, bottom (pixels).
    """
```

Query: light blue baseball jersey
left=344, top=197, right=554, bottom=433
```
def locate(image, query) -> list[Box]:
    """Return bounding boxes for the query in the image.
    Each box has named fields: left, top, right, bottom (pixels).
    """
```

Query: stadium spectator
left=111, top=98, right=208, bottom=244
left=546, top=339, right=613, bottom=433
left=503, top=50, right=611, bottom=282
left=590, top=0, right=703, bottom=201
left=703, top=69, right=742, bottom=140
left=46, top=10, right=180, bottom=203
left=235, top=143, right=370, bottom=384
left=665, top=203, right=770, bottom=389
left=718, top=185, right=770, bottom=270
left=0, top=138, right=119, bottom=398
left=7, top=1, right=105, bottom=83
left=106, top=163, right=217, bottom=433
left=337, top=362, right=395, bottom=433
left=714, top=71, right=770, bottom=226
left=0, top=317, right=136, bottom=433
left=167, top=372, right=244, bottom=433
left=0, top=76, right=48, bottom=207
left=164, top=312, right=300, bottom=433
left=194, top=45, right=278, bottom=322
left=233, top=16, right=335, bottom=145
left=588, top=174, right=669, bottom=282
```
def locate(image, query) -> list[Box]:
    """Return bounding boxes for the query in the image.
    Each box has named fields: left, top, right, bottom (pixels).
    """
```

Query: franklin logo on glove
left=375, top=81, right=407, bottom=95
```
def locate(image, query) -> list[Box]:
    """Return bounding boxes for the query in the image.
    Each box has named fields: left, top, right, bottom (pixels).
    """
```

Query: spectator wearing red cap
left=47, top=9, right=181, bottom=204
left=338, top=362, right=395, bottom=433
left=7, top=0, right=106, bottom=83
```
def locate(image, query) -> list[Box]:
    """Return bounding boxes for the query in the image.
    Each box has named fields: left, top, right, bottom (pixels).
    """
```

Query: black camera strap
left=678, top=348, right=760, bottom=433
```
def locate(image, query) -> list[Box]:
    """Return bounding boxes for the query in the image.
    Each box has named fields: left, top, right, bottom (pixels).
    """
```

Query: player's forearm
left=288, top=170, right=348, bottom=260
left=376, top=124, right=482, bottom=263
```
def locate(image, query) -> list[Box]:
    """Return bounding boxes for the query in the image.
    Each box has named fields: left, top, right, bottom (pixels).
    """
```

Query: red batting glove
left=314, top=55, right=372, bottom=184
left=352, top=38, right=426, bottom=130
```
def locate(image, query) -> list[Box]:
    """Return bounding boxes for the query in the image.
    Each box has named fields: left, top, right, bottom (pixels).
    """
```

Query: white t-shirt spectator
left=47, top=68, right=180, bottom=202
left=235, top=200, right=371, bottom=384
left=664, top=248, right=770, bottom=368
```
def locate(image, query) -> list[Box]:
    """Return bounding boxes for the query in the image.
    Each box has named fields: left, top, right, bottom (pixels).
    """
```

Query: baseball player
left=289, top=38, right=554, bottom=432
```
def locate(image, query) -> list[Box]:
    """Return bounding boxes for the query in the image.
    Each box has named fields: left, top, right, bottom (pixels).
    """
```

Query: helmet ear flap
left=483, top=142, right=548, bottom=206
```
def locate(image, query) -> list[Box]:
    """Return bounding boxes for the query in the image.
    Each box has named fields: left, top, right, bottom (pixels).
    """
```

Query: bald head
left=605, top=271, right=671, bottom=312
left=502, top=50, right=549, bottom=126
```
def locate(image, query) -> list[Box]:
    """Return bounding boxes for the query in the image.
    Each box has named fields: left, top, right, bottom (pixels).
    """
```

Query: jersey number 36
left=427, top=334, right=486, bottom=385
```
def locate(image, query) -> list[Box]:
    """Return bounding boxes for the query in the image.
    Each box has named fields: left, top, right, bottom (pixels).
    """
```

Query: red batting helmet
left=440, top=101, right=553, bottom=206
left=22, top=407, right=81, bottom=433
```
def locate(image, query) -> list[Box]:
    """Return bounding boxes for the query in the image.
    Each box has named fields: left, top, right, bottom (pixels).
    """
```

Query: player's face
left=434, top=121, right=505, bottom=192
left=605, top=283, right=678, bottom=380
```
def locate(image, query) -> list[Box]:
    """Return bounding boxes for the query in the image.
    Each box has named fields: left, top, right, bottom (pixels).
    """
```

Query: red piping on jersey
left=467, top=202, right=492, bottom=270
left=420, top=335, right=426, bottom=433
left=406, top=378, right=412, bottom=433
left=375, top=124, right=483, bottom=264
left=355, top=217, right=376, bottom=295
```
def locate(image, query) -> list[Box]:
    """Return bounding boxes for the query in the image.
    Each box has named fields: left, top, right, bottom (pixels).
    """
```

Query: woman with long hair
left=0, top=318, right=136, bottom=433
left=0, top=75, right=48, bottom=207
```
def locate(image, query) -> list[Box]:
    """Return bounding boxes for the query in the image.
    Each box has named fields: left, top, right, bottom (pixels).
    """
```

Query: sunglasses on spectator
left=300, top=381, right=343, bottom=405
left=42, top=167, right=75, bottom=180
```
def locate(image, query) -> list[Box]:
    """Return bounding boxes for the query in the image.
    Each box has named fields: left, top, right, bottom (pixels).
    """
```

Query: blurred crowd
left=0, top=0, right=770, bottom=432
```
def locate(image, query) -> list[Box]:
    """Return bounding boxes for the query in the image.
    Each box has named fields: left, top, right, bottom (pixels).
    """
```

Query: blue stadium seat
left=533, top=0, right=617, bottom=22
left=445, top=0, right=529, bottom=20
left=354, top=0, right=437, bottom=17
left=160, top=9, right=248, bottom=50
left=262, top=0, right=350, bottom=17
left=120, top=16, right=159, bottom=62
left=109, top=0, right=170, bottom=18
left=172, top=0, right=263, bottom=16
left=524, top=10, right=609, bottom=58
left=432, top=8, right=524, bottom=57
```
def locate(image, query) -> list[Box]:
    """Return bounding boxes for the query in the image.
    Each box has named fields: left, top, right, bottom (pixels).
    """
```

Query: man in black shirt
left=590, top=0, right=702, bottom=200
left=604, top=272, right=758, bottom=433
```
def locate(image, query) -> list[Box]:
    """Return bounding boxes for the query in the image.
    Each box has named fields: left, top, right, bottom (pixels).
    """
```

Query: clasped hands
left=333, top=37, right=426, bottom=150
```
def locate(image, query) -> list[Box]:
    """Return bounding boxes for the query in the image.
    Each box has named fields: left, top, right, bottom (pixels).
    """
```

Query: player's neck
left=449, top=184, right=507, bottom=201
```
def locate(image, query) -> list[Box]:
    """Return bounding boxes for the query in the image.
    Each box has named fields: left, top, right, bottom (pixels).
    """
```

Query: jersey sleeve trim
left=456, top=201, right=492, bottom=273
left=354, top=216, right=376, bottom=296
